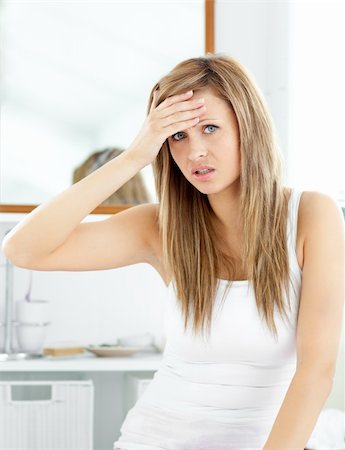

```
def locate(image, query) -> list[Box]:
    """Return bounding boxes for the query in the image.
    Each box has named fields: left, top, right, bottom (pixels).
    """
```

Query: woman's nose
left=187, top=136, right=208, bottom=161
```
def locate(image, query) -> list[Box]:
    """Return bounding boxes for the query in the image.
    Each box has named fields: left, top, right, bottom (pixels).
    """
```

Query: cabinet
left=0, top=353, right=162, bottom=450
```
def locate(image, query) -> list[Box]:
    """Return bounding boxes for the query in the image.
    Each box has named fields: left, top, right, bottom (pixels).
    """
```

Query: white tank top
left=114, top=189, right=303, bottom=450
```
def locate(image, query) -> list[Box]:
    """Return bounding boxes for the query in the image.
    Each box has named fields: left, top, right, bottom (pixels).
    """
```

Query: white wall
left=0, top=214, right=167, bottom=352
left=215, top=0, right=290, bottom=172
left=287, top=1, right=344, bottom=199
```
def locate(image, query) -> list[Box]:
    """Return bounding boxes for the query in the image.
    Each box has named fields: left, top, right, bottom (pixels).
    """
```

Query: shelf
left=0, top=351, right=163, bottom=372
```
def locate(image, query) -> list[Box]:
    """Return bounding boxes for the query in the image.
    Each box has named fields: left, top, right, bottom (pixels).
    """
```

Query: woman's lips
left=192, top=169, right=215, bottom=181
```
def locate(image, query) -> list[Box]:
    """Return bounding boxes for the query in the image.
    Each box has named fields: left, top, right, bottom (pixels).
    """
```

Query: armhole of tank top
left=288, top=189, right=303, bottom=276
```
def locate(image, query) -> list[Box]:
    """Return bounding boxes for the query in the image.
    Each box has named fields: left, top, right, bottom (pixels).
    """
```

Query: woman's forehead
left=196, top=92, right=235, bottom=117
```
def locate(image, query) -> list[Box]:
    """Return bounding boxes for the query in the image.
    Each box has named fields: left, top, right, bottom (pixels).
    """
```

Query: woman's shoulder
left=294, top=190, right=344, bottom=289
left=295, top=189, right=344, bottom=240
left=297, top=190, right=342, bottom=217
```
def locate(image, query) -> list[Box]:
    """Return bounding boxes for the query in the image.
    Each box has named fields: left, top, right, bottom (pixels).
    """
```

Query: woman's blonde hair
left=149, top=53, right=293, bottom=341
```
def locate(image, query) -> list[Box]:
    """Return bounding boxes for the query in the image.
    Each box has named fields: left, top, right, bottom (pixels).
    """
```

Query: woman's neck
left=207, top=179, right=242, bottom=235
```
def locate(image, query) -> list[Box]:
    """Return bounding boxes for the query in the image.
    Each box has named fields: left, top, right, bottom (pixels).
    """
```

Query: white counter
left=0, top=351, right=163, bottom=372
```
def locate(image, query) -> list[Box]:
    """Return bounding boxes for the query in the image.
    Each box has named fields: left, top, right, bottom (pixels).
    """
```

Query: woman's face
left=167, top=87, right=241, bottom=196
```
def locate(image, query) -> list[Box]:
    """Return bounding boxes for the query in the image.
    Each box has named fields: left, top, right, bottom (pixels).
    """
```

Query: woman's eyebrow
left=198, top=118, right=220, bottom=124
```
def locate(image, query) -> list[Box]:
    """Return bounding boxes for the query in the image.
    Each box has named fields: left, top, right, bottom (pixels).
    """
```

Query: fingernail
left=186, top=90, right=193, bottom=95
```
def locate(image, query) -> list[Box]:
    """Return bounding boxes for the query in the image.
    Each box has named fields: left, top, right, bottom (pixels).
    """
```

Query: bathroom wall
left=0, top=213, right=168, bottom=351
left=215, top=1, right=290, bottom=177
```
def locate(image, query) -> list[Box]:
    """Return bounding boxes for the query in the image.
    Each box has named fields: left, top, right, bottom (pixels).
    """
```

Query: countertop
left=0, top=351, right=163, bottom=372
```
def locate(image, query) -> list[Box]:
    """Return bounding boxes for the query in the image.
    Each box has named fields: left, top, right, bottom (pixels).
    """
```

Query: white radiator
left=0, top=380, right=94, bottom=450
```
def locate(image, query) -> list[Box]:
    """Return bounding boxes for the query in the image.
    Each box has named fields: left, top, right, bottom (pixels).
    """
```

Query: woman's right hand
left=125, top=89, right=206, bottom=167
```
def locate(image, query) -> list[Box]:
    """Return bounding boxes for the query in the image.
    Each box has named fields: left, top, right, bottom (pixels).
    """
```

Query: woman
left=3, top=54, right=344, bottom=450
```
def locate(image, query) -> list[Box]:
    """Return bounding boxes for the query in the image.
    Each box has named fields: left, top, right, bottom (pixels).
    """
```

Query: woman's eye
left=172, top=132, right=185, bottom=141
left=205, top=124, right=218, bottom=133
left=171, top=124, right=218, bottom=141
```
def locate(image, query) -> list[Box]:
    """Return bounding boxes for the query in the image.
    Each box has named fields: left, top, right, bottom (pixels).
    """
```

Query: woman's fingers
left=161, top=104, right=206, bottom=128
left=125, top=88, right=206, bottom=167
left=148, top=87, right=207, bottom=132
left=149, top=88, right=206, bottom=129
left=151, top=89, right=202, bottom=121
left=156, top=95, right=205, bottom=122
left=164, top=117, right=202, bottom=136
left=155, top=90, right=193, bottom=112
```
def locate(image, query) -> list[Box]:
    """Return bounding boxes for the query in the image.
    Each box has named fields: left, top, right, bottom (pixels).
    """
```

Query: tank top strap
left=287, top=188, right=303, bottom=254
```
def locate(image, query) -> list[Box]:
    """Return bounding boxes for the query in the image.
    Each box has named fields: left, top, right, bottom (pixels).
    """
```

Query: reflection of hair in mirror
left=72, top=147, right=150, bottom=205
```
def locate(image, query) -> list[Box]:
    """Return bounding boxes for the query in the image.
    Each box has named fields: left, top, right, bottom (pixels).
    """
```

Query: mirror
left=0, top=0, right=214, bottom=214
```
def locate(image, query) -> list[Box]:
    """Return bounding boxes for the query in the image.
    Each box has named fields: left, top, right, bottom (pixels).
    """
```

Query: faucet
left=3, top=255, right=14, bottom=355
left=0, top=228, right=41, bottom=361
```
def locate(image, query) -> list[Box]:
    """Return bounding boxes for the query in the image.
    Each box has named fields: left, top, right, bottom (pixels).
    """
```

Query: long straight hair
left=149, top=54, right=292, bottom=341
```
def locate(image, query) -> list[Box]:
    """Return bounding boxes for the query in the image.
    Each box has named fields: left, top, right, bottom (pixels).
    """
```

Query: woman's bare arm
left=2, top=89, right=205, bottom=270
left=3, top=203, right=159, bottom=272
left=2, top=152, right=149, bottom=269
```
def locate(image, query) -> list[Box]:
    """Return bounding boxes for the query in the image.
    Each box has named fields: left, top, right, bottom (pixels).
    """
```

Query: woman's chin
left=191, top=184, right=221, bottom=195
